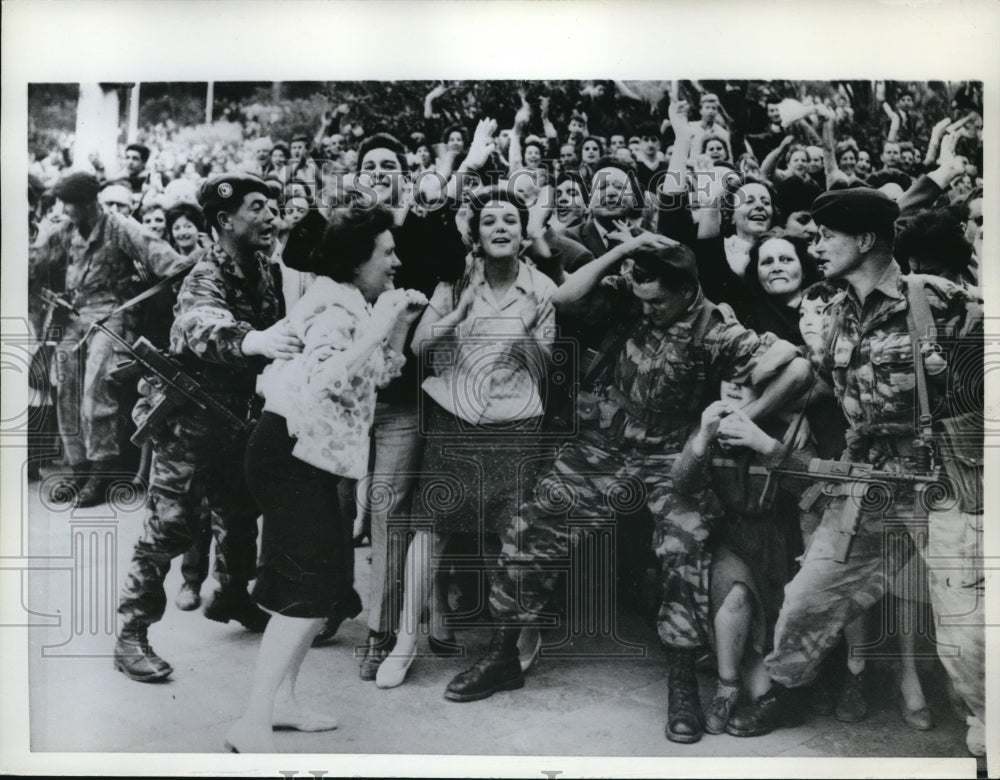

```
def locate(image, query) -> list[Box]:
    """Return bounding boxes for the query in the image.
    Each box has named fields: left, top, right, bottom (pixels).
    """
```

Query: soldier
left=29, top=171, right=189, bottom=508
left=115, top=173, right=303, bottom=682
left=442, top=236, right=812, bottom=746
left=729, top=188, right=984, bottom=759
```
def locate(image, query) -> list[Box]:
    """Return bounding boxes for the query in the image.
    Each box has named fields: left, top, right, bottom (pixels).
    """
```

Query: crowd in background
left=25, top=78, right=986, bottom=758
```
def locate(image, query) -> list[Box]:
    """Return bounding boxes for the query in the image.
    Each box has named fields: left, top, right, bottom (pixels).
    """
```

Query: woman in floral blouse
left=225, top=202, right=427, bottom=753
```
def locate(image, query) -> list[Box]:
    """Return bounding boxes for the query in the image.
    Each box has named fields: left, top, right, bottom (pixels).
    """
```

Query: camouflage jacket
left=29, top=211, right=188, bottom=308
left=169, top=242, right=282, bottom=403
left=589, top=278, right=790, bottom=452
left=820, top=262, right=983, bottom=464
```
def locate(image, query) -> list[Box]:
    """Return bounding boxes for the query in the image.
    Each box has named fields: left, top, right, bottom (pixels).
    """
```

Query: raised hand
left=667, top=99, right=690, bottom=132
left=463, top=118, right=498, bottom=170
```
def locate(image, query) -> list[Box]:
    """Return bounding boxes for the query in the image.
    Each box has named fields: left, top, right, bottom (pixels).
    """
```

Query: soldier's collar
left=870, top=260, right=905, bottom=301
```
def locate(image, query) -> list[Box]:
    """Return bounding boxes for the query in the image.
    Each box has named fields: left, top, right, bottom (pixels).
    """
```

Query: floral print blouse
left=259, top=277, right=405, bottom=478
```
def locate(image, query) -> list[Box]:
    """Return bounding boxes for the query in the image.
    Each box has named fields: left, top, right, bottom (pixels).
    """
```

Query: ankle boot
left=75, top=460, right=120, bottom=508
left=203, top=586, right=270, bottom=632
left=665, top=649, right=704, bottom=743
left=444, top=625, right=523, bottom=702
left=114, top=626, right=173, bottom=682
left=48, top=463, right=91, bottom=504
left=726, top=685, right=785, bottom=737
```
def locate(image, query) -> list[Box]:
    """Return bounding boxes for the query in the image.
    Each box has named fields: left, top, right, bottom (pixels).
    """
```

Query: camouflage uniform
left=28, top=212, right=188, bottom=467
left=766, top=265, right=985, bottom=727
left=118, top=242, right=281, bottom=630
left=490, top=283, right=789, bottom=650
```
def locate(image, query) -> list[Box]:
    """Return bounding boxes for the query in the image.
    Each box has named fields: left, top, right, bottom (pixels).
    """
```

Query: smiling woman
left=373, top=186, right=559, bottom=690
left=742, top=230, right=821, bottom=346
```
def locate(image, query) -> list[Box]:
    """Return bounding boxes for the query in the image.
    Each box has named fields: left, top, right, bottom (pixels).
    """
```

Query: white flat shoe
left=518, top=627, right=541, bottom=672
left=375, top=647, right=416, bottom=689
left=272, top=706, right=339, bottom=732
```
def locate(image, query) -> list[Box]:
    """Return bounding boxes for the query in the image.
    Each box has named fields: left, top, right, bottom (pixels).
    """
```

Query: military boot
left=75, top=460, right=120, bottom=508
left=203, top=586, right=270, bottom=632
left=47, top=463, right=91, bottom=504
left=444, top=626, right=523, bottom=702
left=113, top=626, right=173, bottom=682
left=665, top=649, right=704, bottom=743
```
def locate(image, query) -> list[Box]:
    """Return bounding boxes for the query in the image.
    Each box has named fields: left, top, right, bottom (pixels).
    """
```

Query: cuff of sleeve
left=230, top=323, right=256, bottom=363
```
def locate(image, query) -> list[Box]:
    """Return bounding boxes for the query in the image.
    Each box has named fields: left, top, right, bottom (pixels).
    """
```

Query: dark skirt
left=245, top=411, right=355, bottom=619
left=709, top=503, right=803, bottom=655
left=411, top=400, right=548, bottom=536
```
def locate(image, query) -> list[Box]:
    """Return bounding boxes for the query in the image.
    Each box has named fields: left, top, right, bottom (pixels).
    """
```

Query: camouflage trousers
left=51, top=306, right=128, bottom=466
left=118, top=414, right=259, bottom=630
left=767, top=497, right=985, bottom=722
left=488, top=435, right=718, bottom=650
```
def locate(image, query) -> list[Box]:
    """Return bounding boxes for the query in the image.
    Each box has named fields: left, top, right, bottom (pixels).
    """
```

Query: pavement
left=14, top=471, right=987, bottom=775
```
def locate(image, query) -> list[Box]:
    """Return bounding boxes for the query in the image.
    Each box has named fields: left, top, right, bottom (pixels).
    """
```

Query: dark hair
left=636, top=121, right=661, bottom=141
left=555, top=170, right=590, bottom=203
left=407, top=132, right=428, bottom=154
left=356, top=132, right=408, bottom=173
left=894, top=209, right=973, bottom=280
left=442, top=124, right=468, bottom=147
left=745, top=229, right=821, bottom=300
left=271, top=142, right=290, bottom=157
left=721, top=174, right=779, bottom=237
left=589, top=157, right=643, bottom=196
left=165, top=202, right=205, bottom=244
left=310, top=202, right=395, bottom=282
left=466, top=185, right=530, bottom=243
left=630, top=244, right=698, bottom=290
left=523, top=139, right=545, bottom=160
left=801, top=279, right=844, bottom=303
left=126, top=143, right=150, bottom=163
left=867, top=169, right=912, bottom=190
left=580, top=136, right=605, bottom=156
left=835, top=139, right=859, bottom=164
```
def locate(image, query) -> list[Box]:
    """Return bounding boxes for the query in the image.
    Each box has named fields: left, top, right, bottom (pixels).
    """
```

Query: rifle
left=760, top=457, right=947, bottom=563
left=32, top=289, right=248, bottom=445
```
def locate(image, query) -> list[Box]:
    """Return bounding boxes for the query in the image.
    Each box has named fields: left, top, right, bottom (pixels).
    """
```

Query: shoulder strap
left=903, top=276, right=936, bottom=470
left=580, top=309, right=641, bottom=390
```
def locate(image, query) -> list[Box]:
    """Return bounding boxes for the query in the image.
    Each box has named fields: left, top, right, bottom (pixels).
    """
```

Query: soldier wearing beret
left=29, top=171, right=190, bottom=507
left=724, top=188, right=985, bottom=757
left=443, top=232, right=812, bottom=746
left=115, top=173, right=304, bottom=682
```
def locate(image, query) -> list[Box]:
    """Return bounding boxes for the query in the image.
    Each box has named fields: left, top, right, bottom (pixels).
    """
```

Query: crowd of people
left=26, top=79, right=985, bottom=758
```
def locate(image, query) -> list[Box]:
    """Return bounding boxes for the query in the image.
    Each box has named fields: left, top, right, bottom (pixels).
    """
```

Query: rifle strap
left=90, top=261, right=195, bottom=331
left=903, top=276, right=936, bottom=442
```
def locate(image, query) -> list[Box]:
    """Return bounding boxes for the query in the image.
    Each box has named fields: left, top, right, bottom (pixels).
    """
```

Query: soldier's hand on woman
left=241, top=318, right=304, bottom=359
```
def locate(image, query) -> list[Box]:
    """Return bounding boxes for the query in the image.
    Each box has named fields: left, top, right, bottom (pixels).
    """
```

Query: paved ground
left=14, top=472, right=987, bottom=775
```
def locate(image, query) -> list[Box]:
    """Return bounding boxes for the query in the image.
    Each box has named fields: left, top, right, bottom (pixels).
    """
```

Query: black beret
left=198, top=173, right=273, bottom=220
left=53, top=171, right=101, bottom=204
left=810, top=187, right=900, bottom=234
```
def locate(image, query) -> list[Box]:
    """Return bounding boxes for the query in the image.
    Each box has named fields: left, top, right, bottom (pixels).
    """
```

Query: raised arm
left=761, top=135, right=794, bottom=181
